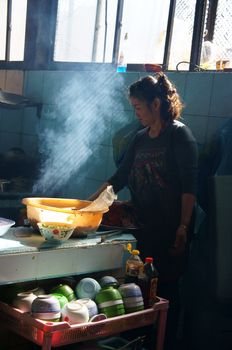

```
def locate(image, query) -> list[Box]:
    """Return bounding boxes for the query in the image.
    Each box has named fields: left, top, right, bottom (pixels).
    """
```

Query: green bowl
left=98, top=303, right=125, bottom=318
left=95, top=286, right=122, bottom=304
left=51, top=284, right=76, bottom=302
left=51, top=293, right=69, bottom=309
left=95, top=286, right=125, bottom=317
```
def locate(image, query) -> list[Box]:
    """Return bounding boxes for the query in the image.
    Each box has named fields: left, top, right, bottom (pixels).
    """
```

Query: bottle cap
left=132, top=249, right=140, bottom=255
left=145, top=257, right=153, bottom=263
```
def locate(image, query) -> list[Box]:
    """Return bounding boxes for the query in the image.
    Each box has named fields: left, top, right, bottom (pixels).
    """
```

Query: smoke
left=33, top=71, right=125, bottom=196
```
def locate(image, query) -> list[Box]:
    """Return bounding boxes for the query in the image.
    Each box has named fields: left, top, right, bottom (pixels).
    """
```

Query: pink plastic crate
left=0, top=297, right=168, bottom=350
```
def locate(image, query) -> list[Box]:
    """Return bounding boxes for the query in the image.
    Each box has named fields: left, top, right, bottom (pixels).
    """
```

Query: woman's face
left=130, top=97, right=157, bottom=127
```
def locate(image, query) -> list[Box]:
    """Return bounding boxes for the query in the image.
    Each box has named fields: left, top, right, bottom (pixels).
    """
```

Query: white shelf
left=0, top=227, right=136, bottom=284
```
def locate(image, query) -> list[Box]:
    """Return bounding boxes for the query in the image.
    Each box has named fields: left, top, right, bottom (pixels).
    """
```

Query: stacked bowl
left=95, top=286, right=125, bottom=318
left=118, top=283, right=144, bottom=313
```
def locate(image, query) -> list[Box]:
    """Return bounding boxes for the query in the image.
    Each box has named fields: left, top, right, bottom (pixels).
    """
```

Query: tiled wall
left=0, top=69, right=231, bottom=199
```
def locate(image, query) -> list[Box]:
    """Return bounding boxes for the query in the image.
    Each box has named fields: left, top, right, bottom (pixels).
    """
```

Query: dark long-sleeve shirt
left=108, top=120, right=198, bottom=280
left=109, top=120, right=198, bottom=235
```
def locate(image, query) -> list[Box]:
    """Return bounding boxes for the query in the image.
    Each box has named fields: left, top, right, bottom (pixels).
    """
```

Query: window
left=214, top=0, right=232, bottom=62
left=0, top=0, right=7, bottom=60
left=0, top=0, right=231, bottom=71
left=54, top=0, right=118, bottom=63
left=53, top=0, right=232, bottom=70
left=168, top=0, right=196, bottom=70
left=200, top=0, right=232, bottom=69
left=54, top=0, right=170, bottom=65
left=119, top=0, right=170, bottom=64
left=0, top=0, right=27, bottom=61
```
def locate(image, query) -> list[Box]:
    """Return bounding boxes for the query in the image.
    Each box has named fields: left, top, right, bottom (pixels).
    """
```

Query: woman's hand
left=169, top=225, right=187, bottom=256
left=87, top=182, right=109, bottom=201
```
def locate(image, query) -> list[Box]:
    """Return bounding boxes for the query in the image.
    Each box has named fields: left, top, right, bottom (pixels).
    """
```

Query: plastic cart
left=0, top=297, right=168, bottom=350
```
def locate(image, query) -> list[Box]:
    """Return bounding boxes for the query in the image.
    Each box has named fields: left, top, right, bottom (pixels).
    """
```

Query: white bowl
left=61, top=301, right=89, bottom=324
left=77, top=298, right=98, bottom=319
left=37, top=222, right=75, bottom=242
left=0, top=217, right=15, bottom=236
left=12, top=292, right=37, bottom=312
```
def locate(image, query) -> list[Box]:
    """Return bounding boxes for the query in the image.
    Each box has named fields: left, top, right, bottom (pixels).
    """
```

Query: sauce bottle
left=124, top=245, right=144, bottom=284
left=138, top=257, right=158, bottom=308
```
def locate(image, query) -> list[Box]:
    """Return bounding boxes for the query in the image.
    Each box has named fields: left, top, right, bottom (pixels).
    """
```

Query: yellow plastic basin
left=22, top=197, right=109, bottom=235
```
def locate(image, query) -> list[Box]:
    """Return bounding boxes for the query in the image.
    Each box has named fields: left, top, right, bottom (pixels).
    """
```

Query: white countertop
left=0, top=227, right=136, bottom=284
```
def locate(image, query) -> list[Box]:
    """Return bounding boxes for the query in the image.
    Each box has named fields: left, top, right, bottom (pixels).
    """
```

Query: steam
left=33, top=71, right=125, bottom=196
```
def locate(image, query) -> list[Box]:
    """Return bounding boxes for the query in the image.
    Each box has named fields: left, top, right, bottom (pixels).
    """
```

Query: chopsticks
left=88, top=229, right=122, bottom=244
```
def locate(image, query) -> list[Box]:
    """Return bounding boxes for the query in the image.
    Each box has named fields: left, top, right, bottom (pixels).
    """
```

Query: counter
left=0, top=227, right=136, bottom=284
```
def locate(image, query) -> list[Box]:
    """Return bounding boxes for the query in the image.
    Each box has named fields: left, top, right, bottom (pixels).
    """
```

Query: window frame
left=0, top=0, right=222, bottom=71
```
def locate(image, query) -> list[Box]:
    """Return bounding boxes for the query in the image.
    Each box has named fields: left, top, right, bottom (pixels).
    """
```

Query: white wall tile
left=167, top=72, right=187, bottom=100
left=78, top=178, right=103, bottom=199
left=42, top=71, right=74, bottom=104
left=23, top=71, right=45, bottom=101
left=210, top=73, right=232, bottom=117
left=22, top=108, right=39, bottom=135
left=21, top=135, right=38, bottom=157
left=106, top=145, right=117, bottom=179
left=110, top=110, right=136, bottom=142
left=86, top=144, right=109, bottom=181
left=0, top=109, right=23, bottom=133
left=205, top=116, right=230, bottom=144
left=182, top=114, right=208, bottom=145
left=184, top=72, right=214, bottom=115
left=0, top=132, right=22, bottom=152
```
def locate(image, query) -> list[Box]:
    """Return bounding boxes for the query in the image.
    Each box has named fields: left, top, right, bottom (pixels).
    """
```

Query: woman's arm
left=172, top=124, right=198, bottom=254
left=88, top=182, right=110, bottom=201
left=180, top=193, right=196, bottom=229
left=173, top=193, right=196, bottom=252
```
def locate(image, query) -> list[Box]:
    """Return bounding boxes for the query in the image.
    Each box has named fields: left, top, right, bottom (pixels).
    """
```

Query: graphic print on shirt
left=129, top=147, right=168, bottom=203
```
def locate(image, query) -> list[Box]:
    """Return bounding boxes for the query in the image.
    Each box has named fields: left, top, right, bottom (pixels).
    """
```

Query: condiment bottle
left=138, top=257, right=158, bottom=308
left=124, top=246, right=144, bottom=284
left=117, top=32, right=128, bottom=72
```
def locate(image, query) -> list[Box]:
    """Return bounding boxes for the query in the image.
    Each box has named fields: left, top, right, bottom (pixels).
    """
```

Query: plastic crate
left=0, top=297, right=168, bottom=350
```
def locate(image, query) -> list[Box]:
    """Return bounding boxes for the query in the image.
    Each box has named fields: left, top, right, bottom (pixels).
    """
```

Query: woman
left=90, top=73, right=198, bottom=349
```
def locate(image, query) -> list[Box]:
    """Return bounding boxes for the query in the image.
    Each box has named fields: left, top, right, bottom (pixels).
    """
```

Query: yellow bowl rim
left=22, top=197, right=109, bottom=214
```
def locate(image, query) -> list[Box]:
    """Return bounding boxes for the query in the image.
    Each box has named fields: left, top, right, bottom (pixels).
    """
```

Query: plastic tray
left=0, top=298, right=168, bottom=350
